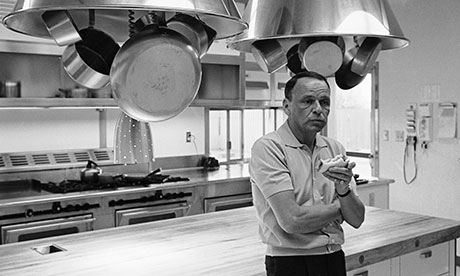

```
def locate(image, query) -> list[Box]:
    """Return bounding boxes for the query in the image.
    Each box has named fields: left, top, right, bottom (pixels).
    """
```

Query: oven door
left=1, top=214, right=95, bottom=244
left=204, top=193, right=253, bottom=213
left=115, top=201, right=191, bottom=227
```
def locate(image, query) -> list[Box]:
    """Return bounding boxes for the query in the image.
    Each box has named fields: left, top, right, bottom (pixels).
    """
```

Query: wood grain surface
left=0, top=207, right=458, bottom=276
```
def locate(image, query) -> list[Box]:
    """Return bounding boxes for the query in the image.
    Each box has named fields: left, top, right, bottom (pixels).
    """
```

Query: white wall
left=379, top=0, right=460, bottom=220
left=0, top=107, right=205, bottom=158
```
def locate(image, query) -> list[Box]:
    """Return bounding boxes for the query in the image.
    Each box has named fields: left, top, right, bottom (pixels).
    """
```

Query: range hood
left=2, top=0, right=247, bottom=43
left=228, top=0, right=409, bottom=87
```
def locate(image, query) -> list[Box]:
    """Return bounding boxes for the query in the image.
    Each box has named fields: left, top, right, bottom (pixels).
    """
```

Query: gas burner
left=40, top=173, right=189, bottom=193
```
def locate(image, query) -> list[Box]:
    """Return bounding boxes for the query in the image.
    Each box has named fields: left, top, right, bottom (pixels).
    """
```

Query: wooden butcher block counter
left=0, top=207, right=459, bottom=276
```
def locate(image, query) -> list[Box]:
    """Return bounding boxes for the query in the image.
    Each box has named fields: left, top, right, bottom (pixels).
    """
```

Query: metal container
left=3, top=81, right=21, bottom=98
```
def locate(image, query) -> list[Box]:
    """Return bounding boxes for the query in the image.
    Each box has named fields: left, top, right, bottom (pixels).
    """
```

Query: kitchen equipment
left=41, top=10, right=81, bottom=46
left=110, top=22, right=201, bottom=122
left=3, top=81, right=21, bottom=98
left=61, top=10, right=120, bottom=89
left=228, top=0, right=408, bottom=77
left=167, top=13, right=217, bottom=58
left=298, top=36, right=345, bottom=77
left=70, top=87, right=89, bottom=98
left=286, top=44, right=302, bottom=74
left=113, top=113, right=154, bottom=164
left=3, top=0, right=246, bottom=43
left=0, top=154, right=193, bottom=244
left=335, top=37, right=382, bottom=89
left=251, top=39, right=287, bottom=73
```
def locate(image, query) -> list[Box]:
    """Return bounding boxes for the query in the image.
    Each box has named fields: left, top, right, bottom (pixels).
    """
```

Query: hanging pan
left=167, top=13, right=217, bottom=58
left=110, top=14, right=202, bottom=122
left=335, top=37, right=383, bottom=90
left=298, top=36, right=345, bottom=77
left=41, top=10, right=81, bottom=46
left=61, top=10, right=120, bottom=89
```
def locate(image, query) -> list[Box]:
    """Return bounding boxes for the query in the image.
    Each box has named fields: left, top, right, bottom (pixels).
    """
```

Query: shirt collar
left=278, top=121, right=328, bottom=150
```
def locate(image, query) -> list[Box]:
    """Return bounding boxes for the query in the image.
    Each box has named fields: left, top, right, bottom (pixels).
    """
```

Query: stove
left=0, top=149, right=199, bottom=244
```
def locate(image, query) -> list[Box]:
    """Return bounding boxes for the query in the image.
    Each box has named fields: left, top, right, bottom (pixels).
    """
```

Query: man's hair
left=284, top=70, right=330, bottom=100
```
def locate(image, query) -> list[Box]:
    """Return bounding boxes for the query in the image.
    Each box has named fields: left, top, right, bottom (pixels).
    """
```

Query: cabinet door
left=347, top=259, right=392, bottom=276
left=356, top=184, right=389, bottom=209
left=399, top=242, right=449, bottom=276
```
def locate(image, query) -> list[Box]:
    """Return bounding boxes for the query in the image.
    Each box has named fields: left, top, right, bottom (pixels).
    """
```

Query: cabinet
left=346, top=241, right=454, bottom=276
left=347, top=259, right=393, bottom=276
left=244, top=53, right=290, bottom=108
left=191, top=54, right=245, bottom=107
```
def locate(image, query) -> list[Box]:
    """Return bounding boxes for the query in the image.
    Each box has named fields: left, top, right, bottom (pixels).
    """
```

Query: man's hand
left=321, top=156, right=356, bottom=195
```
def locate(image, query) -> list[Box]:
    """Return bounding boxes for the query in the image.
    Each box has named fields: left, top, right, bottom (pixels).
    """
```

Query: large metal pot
left=335, top=37, right=382, bottom=89
left=61, top=11, right=120, bottom=89
left=41, top=10, right=81, bottom=46
left=167, top=13, right=216, bottom=58
left=298, top=36, right=345, bottom=77
left=110, top=25, right=201, bottom=122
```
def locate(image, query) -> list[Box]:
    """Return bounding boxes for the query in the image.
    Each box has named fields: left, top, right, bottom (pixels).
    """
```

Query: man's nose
left=312, top=100, right=322, bottom=112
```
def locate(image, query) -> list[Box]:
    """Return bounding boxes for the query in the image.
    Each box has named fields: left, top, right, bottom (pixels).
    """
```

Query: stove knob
left=82, top=203, right=91, bottom=210
left=65, top=204, right=75, bottom=212
left=74, top=204, right=82, bottom=211
left=164, top=193, right=173, bottom=200
left=25, top=208, right=34, bottom=217
left=178, top=192, right=185, bottom=198
left=117, top=199, right=125, bottom=206
left=140, top=196, right=148, bottom=203
left=108, top=200, right=116, bottom=207
left=154, top=191, right=163, bottom=200
left=52, top=202, right=62, bottom=214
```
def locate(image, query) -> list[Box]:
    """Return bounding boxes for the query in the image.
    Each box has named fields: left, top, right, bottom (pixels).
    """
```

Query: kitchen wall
left=379, top=0, right=460, bottom=220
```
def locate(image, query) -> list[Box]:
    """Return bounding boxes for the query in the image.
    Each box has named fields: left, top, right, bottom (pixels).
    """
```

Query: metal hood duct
left=2, top=0, right=247, bottom=42
left=228, top=0, right=409, bottom=85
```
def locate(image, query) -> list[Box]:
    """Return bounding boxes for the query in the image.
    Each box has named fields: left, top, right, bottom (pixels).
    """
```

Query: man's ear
left=283, top=98, right=290, bottom=116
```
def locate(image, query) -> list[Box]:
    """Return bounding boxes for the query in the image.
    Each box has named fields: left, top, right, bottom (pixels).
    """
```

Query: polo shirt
left=249, top=121, right=358, bottom=256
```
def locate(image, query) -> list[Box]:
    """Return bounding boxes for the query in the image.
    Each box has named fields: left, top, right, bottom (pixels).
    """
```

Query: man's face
left=284, top=77, right=331, bottom=134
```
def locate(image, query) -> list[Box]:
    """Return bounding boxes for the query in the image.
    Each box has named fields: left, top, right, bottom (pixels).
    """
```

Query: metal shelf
left=0, top=98, right=119, bottom=109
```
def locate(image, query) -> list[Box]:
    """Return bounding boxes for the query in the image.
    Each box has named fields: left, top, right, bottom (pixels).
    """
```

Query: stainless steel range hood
left=2, top=0, right=247, bottom=42
left=228, top=0, right=409, bottom=77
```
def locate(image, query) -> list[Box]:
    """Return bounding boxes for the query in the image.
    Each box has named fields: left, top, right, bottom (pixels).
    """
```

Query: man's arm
left=323, top=164, right=365, bottom=228
left=267, top=190, right=342, bottom=234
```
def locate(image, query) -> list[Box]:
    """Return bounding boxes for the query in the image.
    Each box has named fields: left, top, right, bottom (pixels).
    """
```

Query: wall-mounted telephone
left=418, top=103, right=433, bottom=144
left=404, top=104, right=417, bottom=184
left=405, top=104, right=417, bottom=137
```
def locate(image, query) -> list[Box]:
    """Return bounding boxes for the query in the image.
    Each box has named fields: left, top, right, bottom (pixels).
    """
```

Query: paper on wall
left=438, top=102, right=457, bottom=139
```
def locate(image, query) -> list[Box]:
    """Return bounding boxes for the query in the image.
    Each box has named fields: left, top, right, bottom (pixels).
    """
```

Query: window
left=327, top=65, right=379, bottom=178
left=208, top=108, right=286, bottom=163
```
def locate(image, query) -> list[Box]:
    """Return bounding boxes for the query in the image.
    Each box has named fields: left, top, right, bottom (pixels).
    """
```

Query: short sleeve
left=249, top=136, right=294, bottom=199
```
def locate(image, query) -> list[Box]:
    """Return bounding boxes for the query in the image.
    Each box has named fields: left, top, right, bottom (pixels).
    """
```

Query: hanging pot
left=335, top=37, right=382, bottom=90
left=110, top=26, right=201, bottom=122
left=41, top=10, right=81, bottom=46
left=61, top=11, right=120, bottom=89
left=251, top=39, right=287, bottom=73
left=114, top=112, right=154, bottom=165
left=167, top=13, right=217, bottom=58
left=298, top=36, right=345, bottom=77
left=286, top=44, right=302, bottom=74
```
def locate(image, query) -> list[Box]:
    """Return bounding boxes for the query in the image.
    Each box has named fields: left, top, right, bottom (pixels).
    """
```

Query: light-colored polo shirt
left=249, top=121, right=358, bottom=256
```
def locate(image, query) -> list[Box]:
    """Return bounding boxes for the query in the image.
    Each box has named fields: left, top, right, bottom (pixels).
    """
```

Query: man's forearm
left=338, top=193, right=365, bottom=228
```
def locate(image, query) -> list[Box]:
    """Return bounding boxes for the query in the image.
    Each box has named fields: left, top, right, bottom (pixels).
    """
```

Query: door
left=1, top=214, right=95, bottom=244
left=115, top=201, right=191, bottom=227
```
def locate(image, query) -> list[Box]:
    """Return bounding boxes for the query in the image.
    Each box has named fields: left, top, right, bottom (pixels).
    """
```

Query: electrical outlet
left=383, top=130, right=389, bottom=141
left=186, top=131, right=192, bottom=143
left=395, top=130, right=405, bottom=142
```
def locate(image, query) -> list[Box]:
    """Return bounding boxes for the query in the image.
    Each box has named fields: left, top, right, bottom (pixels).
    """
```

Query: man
left=249, top=71, right=365, bottom=276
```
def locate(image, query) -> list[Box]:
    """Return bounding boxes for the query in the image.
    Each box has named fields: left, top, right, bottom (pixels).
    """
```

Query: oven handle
left=116, top=203, right=191, bottom=227
left=2, top=218, right=95, bottom=244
